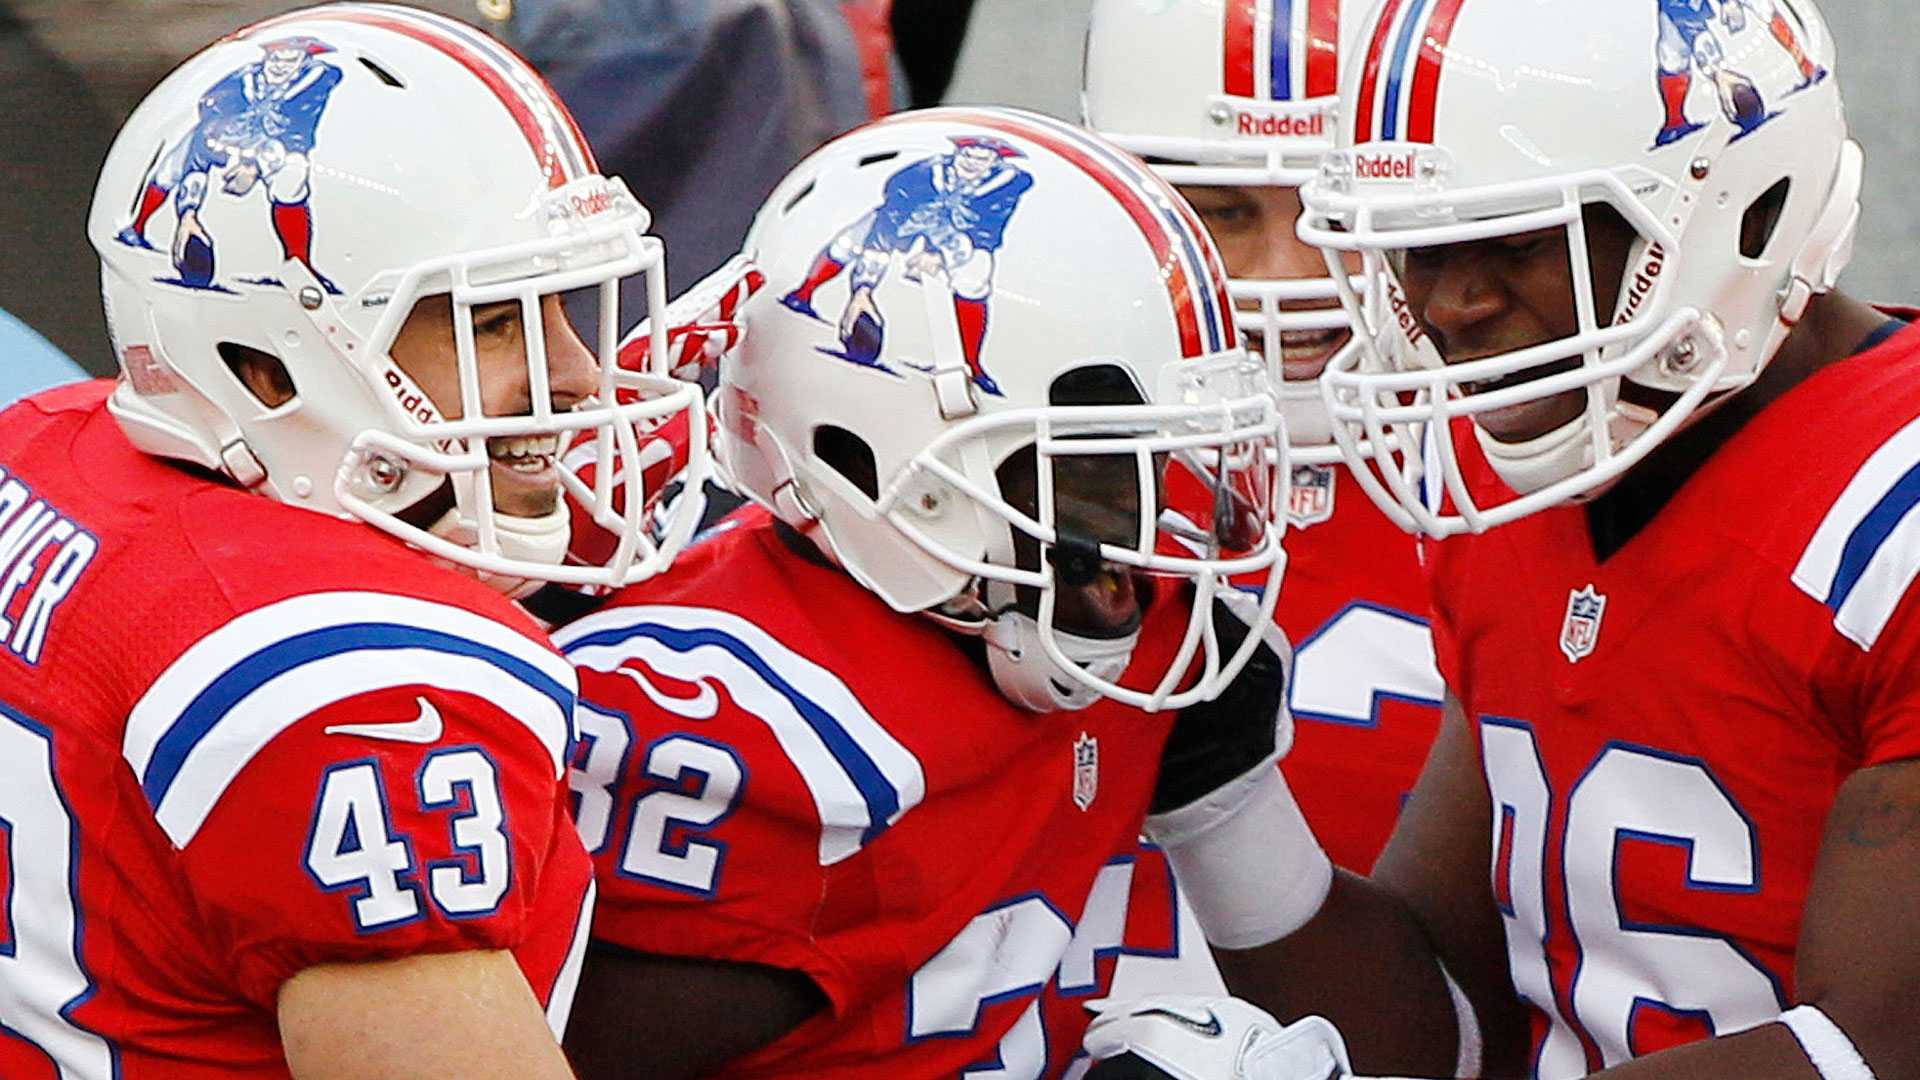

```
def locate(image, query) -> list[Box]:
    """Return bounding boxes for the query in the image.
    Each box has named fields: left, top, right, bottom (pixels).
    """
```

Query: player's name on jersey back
left=0, top=465, right=98, bottom=666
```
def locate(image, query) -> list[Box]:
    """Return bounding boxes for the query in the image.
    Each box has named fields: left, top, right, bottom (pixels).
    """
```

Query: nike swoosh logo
left=1136, top=1007, right=1224, bottom=1039
left=325, top=696, right=445, bottom=744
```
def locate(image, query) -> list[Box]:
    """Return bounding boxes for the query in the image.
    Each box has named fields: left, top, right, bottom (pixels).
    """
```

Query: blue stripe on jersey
left=1826, top=459, right=1920, bottom=615
left=1271, top=0, right=1294, bottom=100
left=564, top=621, right=902, bottom=846
left=140, top=623, right=577, bottom=810
left=1380, top=0, right=1432, bottom=141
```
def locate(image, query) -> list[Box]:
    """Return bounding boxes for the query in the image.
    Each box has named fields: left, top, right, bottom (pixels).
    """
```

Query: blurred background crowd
left=2, top=0, right=1914, bottom=393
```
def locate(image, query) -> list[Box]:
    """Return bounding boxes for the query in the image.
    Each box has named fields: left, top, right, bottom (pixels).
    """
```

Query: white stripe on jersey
left=1792, top=415, right=1920, bottom=649
left=124, top=591, right=576, bottom=848
left=546, top=877, right=596, bottom=1039
left=555, top=604, right=927, bottom=866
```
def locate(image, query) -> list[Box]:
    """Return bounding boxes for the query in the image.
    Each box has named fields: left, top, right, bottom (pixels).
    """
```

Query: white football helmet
left=90, top=3, right=706, bottom=594
left=1301, top=0, right=1861, bottom=536
left=1085, top=0, right=1371, bottom=463
left=719, top=107, right=1287, bottom=712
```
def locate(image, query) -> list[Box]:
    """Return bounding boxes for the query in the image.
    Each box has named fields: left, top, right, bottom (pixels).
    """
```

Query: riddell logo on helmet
left=1614, top=242, right=1666, bottom=325
left=1235, top=110, right=1325, bottom=138
left=382, top=367, right=438, bottom=425
left=1354, top=153, right=1418, bottom=180
left=571, top=188, right=616, bottom=218
left=1387, top=282, right=1426, bottom=346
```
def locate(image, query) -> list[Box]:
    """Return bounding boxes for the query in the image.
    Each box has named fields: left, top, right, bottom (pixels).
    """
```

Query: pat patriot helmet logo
left=1650, top=0, right=1826, bottom=150
left=778, top=134, right=1035, bottom=398
left=116, top=34, right=345, bottom=294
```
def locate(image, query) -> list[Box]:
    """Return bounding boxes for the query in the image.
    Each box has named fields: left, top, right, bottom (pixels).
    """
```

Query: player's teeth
left=488, top=435, right=559, bottom=461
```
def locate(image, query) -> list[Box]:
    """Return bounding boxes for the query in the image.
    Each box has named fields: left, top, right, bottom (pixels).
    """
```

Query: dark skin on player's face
left=388, top=293, right=598, bottom=518
left=1179, top=183, right=1363, bottom=383
left=996, top=446, right=1160, bottom=639
left=1394, top=205, right=1638, bottom=443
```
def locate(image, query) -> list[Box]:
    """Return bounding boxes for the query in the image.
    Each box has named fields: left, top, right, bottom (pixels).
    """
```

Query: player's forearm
left=1585, top=1020, right=1818, bottom=1079
left=279, top=950, right=576, bottom=1080
left=1212, top=869, right=1462, bottom=1079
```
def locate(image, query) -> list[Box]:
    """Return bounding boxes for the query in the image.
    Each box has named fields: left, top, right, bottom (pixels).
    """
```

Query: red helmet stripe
left=1000, top=110, right=1232, bottom=356
left=1224, top=0, right=1258, bottom=99
left=1406, top=0, right=1468, bottom=143
left=909, top=111, right=1209, bottom=359
left=419, top=9, right=599, bottom=174
left=1164, top=181, right=1236, bottom=345
left=1354, top=0, right=1407, bottom=142
left=1304, top=0, right=1341, bottom=99
left=1021, top=109, right=1237, bottom=355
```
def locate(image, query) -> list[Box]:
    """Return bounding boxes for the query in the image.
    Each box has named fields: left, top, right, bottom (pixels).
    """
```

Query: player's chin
left=1051, top=570, right=1146, bottom=640
left=1279, top=327, right=1351, bottom=383
left=1469, top=389, right=1587, bottom=444
left=486, top=462, right=564, bottom=518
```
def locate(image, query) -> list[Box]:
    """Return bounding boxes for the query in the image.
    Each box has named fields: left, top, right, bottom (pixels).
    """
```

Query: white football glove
left=1083, top=995, right=1352, bottom=1080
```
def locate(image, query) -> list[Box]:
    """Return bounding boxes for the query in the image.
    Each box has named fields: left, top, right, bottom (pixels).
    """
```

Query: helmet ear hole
left=813, top=424, right=879, bottom=500
left=1049, top=363, right=1145, bottom=407
left=1741, top=178, right=1793, bottom=260
left=217, top=342, right=297, bottom=408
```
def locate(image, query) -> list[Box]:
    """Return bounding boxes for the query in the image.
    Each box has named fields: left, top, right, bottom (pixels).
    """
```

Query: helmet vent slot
left=357, top=56, right=406, bottom=88
left=783, top=179, right=817, bottom=215
left=858, top=151, right=902, bottom=168
left=218, top=342, right=297, bottom=409
left=814, top=424, right=879, bottom=500
left=1740, top=178, right=1792, bottom=260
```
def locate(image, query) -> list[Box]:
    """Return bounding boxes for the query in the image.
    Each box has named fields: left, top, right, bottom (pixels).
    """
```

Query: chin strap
left=1473, top=384, right=1664, bottom=503
left=923, top=581, right=1141, bottom=713
left=982, top=605, right=1140, bottom=713
left=1778, top=140, right=1864, bottom=329
left=1472, top=409, right=1591, bottom=497
left=425, top=497, right=571, bottom=599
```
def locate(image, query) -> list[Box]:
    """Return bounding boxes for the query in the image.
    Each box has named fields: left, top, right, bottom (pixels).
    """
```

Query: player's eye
left=1198, top=203, right=1258, bottom=232
left=472, top=305, right=520, bottom=341
left=1497, top=232, right=1554, bottom=259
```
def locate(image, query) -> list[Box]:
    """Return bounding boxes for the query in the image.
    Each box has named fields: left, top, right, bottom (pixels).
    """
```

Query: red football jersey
left=1271, top=462, right=1443, bottom=872
left=554, top=509, right=1191, bottom=1078
left=0, top=383, right=593, bottom=1079
left=1164, top=459, right=1441, bottom=872
left=1426, top=319, right=1920, bottom=1074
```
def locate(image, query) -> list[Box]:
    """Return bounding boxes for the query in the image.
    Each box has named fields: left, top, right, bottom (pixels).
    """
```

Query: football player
left=1085, top=0, right=1445, bottom=878
left=553, top=107, right=1295, bottom=1078
left=0, top=5, right=709, bottom=1077
left=1095, top=0, right=1920, bottom=1077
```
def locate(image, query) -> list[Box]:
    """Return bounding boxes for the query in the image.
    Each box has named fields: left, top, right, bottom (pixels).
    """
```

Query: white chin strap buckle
left=983, top=608, right=1139, bottom=713
left=426, top=499, right=573, bottom=598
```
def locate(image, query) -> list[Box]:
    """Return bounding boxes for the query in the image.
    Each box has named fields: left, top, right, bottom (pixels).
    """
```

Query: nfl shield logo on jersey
left=1287, top=464, right=1335, bottom=528
left=1559, top=585, right=1607, bottom=663
left=1073, top=732, right=1099, bottom=811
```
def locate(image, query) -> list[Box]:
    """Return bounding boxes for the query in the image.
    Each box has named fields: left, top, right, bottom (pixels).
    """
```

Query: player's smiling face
left=996, top=445, right=1159, bottom=640
left=388, top=293, right=596, bottom=518
left=1394, top=206, right=1637, bottom=443
left=1179, top=183, right=1360, bottom=383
